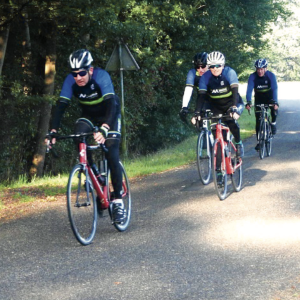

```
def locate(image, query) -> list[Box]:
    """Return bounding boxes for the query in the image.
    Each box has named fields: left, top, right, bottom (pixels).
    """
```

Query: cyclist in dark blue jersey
left=179, top=52, right=208, bottom=120
left=245, top=58, right=279, bottom=150
left=49, top=49, right=124, bottom=223
left=192, top=51, right=244, bottom=158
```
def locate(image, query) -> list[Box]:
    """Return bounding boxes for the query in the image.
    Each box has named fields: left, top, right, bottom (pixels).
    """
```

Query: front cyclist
left=245, top=58, right=279, bottom=151
left=192, top=51, right=244, bottom=158
left=49, top=49, right=125, bottom=223
left=179, top=52, right=208, bottom=121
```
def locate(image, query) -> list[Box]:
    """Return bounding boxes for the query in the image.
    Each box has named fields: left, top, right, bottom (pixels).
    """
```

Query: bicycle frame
left=78, top=141, right=110, bottom=209
left=80, top=141, right=128, bottom=210
left=213, top=117, right=242, bottom=175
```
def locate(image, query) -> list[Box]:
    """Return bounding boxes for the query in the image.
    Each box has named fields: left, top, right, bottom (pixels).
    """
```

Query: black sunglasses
left=197, top=64, right=207, bottom=68
left=209, top=64, right=222, bottom=69
left=71, top=70, right=88, bottom=77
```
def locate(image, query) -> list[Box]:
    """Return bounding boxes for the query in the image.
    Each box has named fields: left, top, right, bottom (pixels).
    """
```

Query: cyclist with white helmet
left=179, top=52, right=208, bottom=121
left=49, top=49, right=125, bottom=223
left=245, top=58, right=279, bottom=150
left=192, top=51, right=244, bottom=158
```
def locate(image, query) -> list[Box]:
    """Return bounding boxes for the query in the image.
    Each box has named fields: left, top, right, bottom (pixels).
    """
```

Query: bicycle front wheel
left=67, top=164, right=97, bottom=245
left=266, top=122, right=272, bottom=156
left=228, top=141, right=243, bottom=192
left=212, top=139, right=228, bottom=200
left=196, top=131, right=211, bottom=185
left=108, top=161, right=132, bottom=232
left=258, top=118, right=266, bottom=159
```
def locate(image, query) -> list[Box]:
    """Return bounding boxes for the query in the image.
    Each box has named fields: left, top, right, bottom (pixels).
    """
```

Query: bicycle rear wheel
left=196, top=131, right=211, bottom=185
left=67, top=164, right=97, bottom=245
left=258, top=118, right=266, bottom=159
left=266, top=122, right=272, bottom=156
left=108, top=161, right=131, bottom=231
left=212, top=139, right=228, bottom=200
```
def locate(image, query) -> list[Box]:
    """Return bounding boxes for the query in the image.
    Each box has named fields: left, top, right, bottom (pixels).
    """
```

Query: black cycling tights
left=86, top=137, right=123, bottom=200
left=225, top=120, right=241, bottom=143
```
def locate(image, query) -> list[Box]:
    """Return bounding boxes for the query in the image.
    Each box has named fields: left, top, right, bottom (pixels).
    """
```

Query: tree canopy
left=0, top=0, right=293, bottom=181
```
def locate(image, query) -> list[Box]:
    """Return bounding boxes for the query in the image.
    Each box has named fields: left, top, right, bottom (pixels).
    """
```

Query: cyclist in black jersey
left=192, top=51, right=244, bottom=158
left=245, top=58, right=279, bottom=150
left=49, top=49, right=125, bottom=223
left=179, top=52, right=208, bottom=120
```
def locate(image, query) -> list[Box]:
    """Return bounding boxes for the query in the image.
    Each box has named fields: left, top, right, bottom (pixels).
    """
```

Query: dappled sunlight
left=202, top=217, right=300, bottom=250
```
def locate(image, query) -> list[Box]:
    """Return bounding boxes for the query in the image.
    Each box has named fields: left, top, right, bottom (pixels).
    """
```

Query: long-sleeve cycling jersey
left=182, top=68, right=201, bottom=108
left=51, top=67, right=120, bottom=130
left=246, top=70, right=278, bottom=105
left=196, top=66, right=239, bottom=114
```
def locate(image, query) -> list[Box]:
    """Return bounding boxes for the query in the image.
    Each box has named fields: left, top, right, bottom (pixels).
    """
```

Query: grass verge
left=0, top=107, right=256, bottom=210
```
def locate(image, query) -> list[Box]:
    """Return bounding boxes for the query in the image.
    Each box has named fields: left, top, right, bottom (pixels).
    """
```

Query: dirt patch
left=0, top=186, right=66, bottom=223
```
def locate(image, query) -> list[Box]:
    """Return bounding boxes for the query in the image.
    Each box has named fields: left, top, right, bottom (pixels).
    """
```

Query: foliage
left=0, top=0, right=292, bottom=181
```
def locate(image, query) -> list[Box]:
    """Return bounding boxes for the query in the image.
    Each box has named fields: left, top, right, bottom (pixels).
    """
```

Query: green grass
left=0, top=107, right=256, bottom=208
left=123, top=108, right=255, bottom=178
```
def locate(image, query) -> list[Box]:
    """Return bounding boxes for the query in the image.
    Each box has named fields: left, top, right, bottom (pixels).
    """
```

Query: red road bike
left=211, top=114, right=243, bottom=200
left=46, top=128, right=131, bottom=246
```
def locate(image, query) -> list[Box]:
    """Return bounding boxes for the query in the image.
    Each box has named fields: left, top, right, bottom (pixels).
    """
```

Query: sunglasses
left=209, top=64, right=222, bottom=69
left=197, top=64, right=207, bottom=69
left=71, top=70, right=88, bottom=77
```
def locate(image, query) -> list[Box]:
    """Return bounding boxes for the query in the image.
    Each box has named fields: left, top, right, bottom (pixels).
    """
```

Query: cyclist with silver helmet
left=192, top=51, right=244, bottom=158
left=179, top=52, right=208, bottom=121
left=49, top=49, right=125, bottom=223
left=245, top=58, right=279, bottom=150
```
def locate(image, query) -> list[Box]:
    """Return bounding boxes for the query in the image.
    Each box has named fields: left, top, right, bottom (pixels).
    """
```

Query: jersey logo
left=91, top=84, right=95, bottom=90
left=221, top=81, right=224, bottom=86
left=257, top=85, right=268, bottom=89
left=87, top=92, right=98, bottom=99
left=79, top=94, right=87, bottom=98
left=211, top=88, right=227, bottom=93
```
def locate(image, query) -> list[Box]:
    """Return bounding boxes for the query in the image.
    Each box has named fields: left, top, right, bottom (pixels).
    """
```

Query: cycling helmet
left=69, top=49, right=93, bottom=70
left=254, top=58, right=268, bottom=68
left=193, top=52, right=208, bottom=68
left=207, top=51, right=225, bottom=66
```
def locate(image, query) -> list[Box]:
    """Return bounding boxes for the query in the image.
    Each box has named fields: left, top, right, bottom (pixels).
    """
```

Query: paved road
left=1, top=83, right=300, bottom=300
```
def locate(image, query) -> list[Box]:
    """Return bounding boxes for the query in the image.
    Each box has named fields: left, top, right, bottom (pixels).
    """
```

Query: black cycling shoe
left=271, top=124, right=277, bottom=135
left=112, top=201, right=125, bottom=223
left=255, top=144, right=259, bottom=151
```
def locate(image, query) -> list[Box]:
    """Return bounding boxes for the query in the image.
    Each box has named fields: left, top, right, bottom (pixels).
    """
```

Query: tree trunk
left=0, top=24, right=10, bottom=76
left=29, top=20, right=56, bottom=179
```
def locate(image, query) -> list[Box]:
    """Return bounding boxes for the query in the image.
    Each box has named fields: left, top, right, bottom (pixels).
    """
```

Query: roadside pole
left=105, top=41, right=140, bottom=157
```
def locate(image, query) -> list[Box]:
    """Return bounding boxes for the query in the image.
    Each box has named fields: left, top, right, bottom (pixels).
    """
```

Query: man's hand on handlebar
left=191, top=111, right=201, bottom=125
left=229, top=106, right=240, bottom=120
left=245, top=102, right=252, bottom=111
left=94, top=124, right=109, bottom=144
left=45, top=129, right=57, bottom=148
left=179, top=107, right=189, bottom=122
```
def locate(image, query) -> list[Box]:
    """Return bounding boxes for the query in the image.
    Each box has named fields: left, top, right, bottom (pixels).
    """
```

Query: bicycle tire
left=108, top=161, right=132, bottom=232
left=196, top=131, right=211, bottom=185
left=258, top=118, right=265, bottom=159
left=212, top=139, right=228, bottom=200
left=67, top=164, right=97, bottom=245
left=266, top=121, right=272, bottom=156
left=227, top=139, right=242, bottom=192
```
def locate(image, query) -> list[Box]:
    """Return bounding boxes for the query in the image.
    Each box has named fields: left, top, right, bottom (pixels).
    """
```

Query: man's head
left=254, top=58, right=268, bottom=77
left=207, top=51, right=225, bottom=76
left=69, top=49, right=94, bottom=86
left=193, top=52, right=208, bottom=76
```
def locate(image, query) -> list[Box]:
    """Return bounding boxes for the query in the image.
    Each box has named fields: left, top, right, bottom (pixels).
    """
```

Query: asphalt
left=0, top=82, right=300, bottom=300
